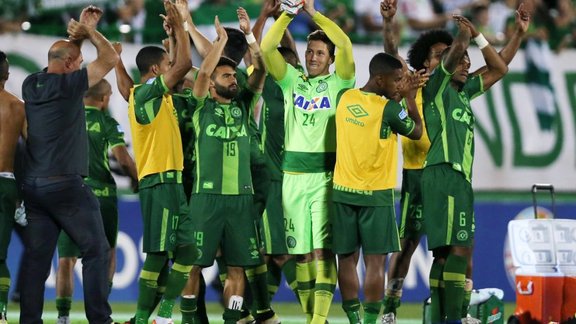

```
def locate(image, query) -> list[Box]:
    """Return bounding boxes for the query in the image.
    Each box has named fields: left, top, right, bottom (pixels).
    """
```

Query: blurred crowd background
left=0, top=0, right=575, bottom=52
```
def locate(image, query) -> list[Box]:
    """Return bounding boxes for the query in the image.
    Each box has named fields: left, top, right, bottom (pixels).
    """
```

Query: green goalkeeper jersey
left=277, top=64, right=355, bottom=173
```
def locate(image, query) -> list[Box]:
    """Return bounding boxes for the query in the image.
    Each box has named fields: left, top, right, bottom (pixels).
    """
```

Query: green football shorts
left=190, top=194, right=262, bottom=267
left=421, top=164, right=475, bottom=250
left=398, top=169, right=425, bottom=240
left=332, top=202, right=400, bottom=255
left=282, top=172, right=333, bottom=255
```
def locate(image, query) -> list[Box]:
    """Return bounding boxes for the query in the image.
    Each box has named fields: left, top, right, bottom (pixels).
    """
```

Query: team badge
left=286, top=236, right=297, bottom=248
left=231, top=107, right=242, bottom=118
left=457, top=230, right=469, bottom=241
left=316, top=80, right=328, bottom=92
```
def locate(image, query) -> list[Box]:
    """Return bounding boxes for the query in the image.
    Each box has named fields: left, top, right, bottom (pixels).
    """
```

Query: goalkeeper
left=261, top=0, right=355, bottom=323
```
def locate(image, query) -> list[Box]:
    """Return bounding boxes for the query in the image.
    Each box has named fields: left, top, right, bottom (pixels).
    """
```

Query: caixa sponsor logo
left=293, top=94, right=332, bottom=111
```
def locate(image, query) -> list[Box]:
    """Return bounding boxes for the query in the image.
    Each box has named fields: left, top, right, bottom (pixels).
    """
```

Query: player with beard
left=183, top=8, right=267, bottom=324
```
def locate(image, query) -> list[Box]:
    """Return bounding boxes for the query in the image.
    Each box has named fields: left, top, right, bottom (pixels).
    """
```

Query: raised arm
left=254, top=0, right=300, bottom=66
left=381, top=0, right=400, bottom=58
left=401, top=70, right=427, bottom=139
left=253, top=0, right=279, bottom=43
left=442, top=15, right=472, bottom=74
left=261, top=11, right=293, bottom=80
left=239, top=7, right=266, bottom=93
left=461, top=16, right=508, bottom=90
left=112, top=42, right=134, bottom=102
left=175, top=0, right=213, bottom=58
left=472, top=2, right=530, bottom=76
left=67, top=19, right=119, bottom=88
left=70, top=5, right=103, bottom=49
left=162, top=0, right=192, bottom=90
left=160, top=13, right=177, bottom=63
left=303, top=0, right=354, bottom=80
left=193, top=17, right=228, bottom=99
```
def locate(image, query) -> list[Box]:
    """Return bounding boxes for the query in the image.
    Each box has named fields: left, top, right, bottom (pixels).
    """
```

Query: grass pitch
left=7, top=301, right=516, bottom=323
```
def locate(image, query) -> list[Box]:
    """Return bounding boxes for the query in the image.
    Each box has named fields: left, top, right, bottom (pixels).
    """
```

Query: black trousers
left=20, top=175, right=112, bottom=324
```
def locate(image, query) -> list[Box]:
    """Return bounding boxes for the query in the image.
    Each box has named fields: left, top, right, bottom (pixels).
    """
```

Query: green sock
left=429, top=260, right=445, bottom=323
left=383, top=295, right=401, bottom=315
left=363, top=301, right=382, bottom=324
left=135, top=278, right=158, bottom=323
left=311, top=258, right=337, bottom=324
left=158, top=244, right=196, bottom=318
left=245, top=263, right=271, bottom=314
left=223, top=308, right=242, bottom=324
left=157, top=265, right=193, bottom=318
left=266, top=260, right=282, bottom=299
left=56, top=297, right=72, bottom=317
left=282, top=257, right=299, bottom=301
left=296, top=261, right=316, bottom=323
left=342, top=298, right=361, bottom=324
left=154, top=263, right=169, bottom=308
left=157, top=299, right=176, bottom=319
left=135, top=253, right=168, bottom=323
left=180, top=296, right=198, bottom=324
left=443, top=254, right=467, bottom=321
left=461, top=279, right=473, bottom=317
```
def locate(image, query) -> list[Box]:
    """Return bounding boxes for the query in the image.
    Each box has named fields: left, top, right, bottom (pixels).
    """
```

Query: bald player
left=0, top=50, right=26, bottom=323
left=19, top=6, right=118, bottom=323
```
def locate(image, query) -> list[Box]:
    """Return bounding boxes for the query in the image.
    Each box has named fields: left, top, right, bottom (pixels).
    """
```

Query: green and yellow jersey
left=84, top=106, right=126, bottom=197
left=333, top=88, right=416, bottom=206
left=128, top=75, right=184, bottom=185
left=191, top=88, right=260, bottom=195
left=422, top=61, right=484, bottom=182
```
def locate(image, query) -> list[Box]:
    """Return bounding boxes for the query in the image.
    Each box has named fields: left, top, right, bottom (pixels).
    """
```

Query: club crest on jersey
left=231, top=107, right=242, bottom=118
left=293, top=93, right=332, bottom=111
left=316, top=80, right=328, bottom=92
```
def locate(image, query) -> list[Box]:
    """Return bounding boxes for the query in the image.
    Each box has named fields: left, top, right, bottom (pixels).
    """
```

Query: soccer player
left=20, top=5, right=118, bottom=323
left=381, top=0, right=530, bottom=321
left=54, top=79, right=138, bottom=324
left=251, top=0, right=301, bottom=306
left=127, top=1, right=197, bottom=323
left=0, top=50, right=26, bottom=323
left=175, top=2, right=280, bottom=321
left=333, top=52, right=423, bottom=324
left=421, top=15, right=508, bottom=324
left=182, top=7, right=267, bottom=323
left=261, top=0, right=355, bottom=321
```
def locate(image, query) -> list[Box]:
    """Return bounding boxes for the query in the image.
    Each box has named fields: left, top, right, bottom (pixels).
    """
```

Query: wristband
left=474, top=33, right=489, bottom=50
left=183, top=21, right=189, bottom=32
left=245, top=32, right=257, bottom=45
